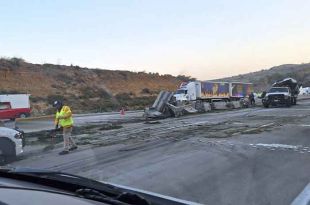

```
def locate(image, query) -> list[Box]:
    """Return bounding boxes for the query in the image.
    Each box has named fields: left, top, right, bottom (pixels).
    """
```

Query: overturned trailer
left=144, top=91, right=199, bottom=119
left=143, top=91, right=174, bottom=119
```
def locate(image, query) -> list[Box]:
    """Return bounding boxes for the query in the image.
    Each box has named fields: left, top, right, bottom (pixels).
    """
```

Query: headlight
left=14, top=132, right=23, bottom=139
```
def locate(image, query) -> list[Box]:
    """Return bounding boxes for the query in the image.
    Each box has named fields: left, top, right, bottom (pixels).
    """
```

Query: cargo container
left=174, top=81, right=253, bottom=102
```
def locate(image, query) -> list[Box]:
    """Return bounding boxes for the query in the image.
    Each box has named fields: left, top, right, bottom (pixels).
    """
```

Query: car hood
left=103, top=181, right=203, bottom=205
left=0, top=167, right=203, bottom=205
left=0, top=127, right=19, bottom=137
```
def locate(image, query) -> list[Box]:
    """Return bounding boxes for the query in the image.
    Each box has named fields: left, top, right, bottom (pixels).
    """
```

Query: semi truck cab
left=174, top=81, right=201, bottom=102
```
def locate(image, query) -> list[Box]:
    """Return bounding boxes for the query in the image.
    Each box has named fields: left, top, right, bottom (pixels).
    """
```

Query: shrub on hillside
left=115, top=92, right=131, bottom=101
left=141, top=88, right=151, bottom=94
left=8, top=57, right=25, bottom=67
left=80, top=87, right=111, bottom=99
left=47, top=94, right=66, bottom=104
left=176, top=75, right=196, bottom=81
left=30, top=96, right=45, bottom=103
left=0, top=90, right=22, bottom=94
left=55, top=73, right=73, bottom=85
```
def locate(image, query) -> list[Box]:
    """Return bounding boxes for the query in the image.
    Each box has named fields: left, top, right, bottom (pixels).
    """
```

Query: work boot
left=59, top=150, right=69, bottom=155
left=69, top=146, right=78, bottom=151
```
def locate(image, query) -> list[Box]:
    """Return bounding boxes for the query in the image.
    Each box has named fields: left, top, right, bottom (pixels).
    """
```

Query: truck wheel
left=19, top=113, right=27, bottom=118
left=286, top=99, right=291, bottom=107
left=0, top=138, right=16, bottom=164
left=0, top=155, right=5, bottom=166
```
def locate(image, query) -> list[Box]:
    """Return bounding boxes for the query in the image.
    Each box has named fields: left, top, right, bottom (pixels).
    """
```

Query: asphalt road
left=11, top=100, right=310, bottom=205
left=14, top=111, right=143, bottom=133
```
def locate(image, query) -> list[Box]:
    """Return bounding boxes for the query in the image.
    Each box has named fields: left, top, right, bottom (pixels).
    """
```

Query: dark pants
left=250, top=99, right=255, bottom=105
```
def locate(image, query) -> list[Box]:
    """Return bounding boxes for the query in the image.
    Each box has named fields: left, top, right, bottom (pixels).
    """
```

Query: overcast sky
left=1, top=0, right=310, bottom=79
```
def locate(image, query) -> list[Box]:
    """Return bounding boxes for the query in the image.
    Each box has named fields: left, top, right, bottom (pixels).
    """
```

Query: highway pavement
left=11, top=100, right=310, bottom=205
left=15, top=111, right=143, bottom=133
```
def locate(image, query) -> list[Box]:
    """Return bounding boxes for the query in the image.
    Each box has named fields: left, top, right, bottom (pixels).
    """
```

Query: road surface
left=15, top=111, right=143, bottom=133
left=11, top=100, right=310, bottom=205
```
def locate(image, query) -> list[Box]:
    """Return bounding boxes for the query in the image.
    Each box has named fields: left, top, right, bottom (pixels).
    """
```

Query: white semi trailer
left=174, top=81, right=253, bottom=103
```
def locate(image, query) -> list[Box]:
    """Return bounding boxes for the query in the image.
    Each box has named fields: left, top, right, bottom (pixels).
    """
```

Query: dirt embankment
left=0, top=58, right=185, bottom=115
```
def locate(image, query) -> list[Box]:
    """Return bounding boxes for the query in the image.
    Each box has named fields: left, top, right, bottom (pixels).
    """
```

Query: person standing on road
left=53, top=100, right=77, bottom=155
left=249, top=92, right=255, bottom=106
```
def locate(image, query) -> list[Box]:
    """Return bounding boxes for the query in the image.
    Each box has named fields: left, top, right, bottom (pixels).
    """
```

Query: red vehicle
left=0, top=94, right=31, bottom=120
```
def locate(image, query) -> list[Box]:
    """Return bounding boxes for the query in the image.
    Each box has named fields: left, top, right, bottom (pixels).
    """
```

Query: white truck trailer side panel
left=0, top=94, right=30, bottom=109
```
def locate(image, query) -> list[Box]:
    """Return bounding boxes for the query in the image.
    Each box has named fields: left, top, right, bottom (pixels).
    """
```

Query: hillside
left=1, top=57, right=310, bottom=115
left=0, top=58, right=187, bottom=115
left=216, top=63, right=310, bottom=91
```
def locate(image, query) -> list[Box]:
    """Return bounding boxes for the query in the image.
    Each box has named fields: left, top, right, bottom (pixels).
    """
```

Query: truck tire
left=0, top=155, right=5, bottom=166
left=0, top=138, right=16, bottom=164
left=263, top=102, right=269, bottom=108
left=286, top=99, right=291, bottom=107
left=19, top=113, right=27, bottom=118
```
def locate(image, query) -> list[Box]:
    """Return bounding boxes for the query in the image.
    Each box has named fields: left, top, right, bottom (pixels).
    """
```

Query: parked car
left=0, top=126, right=25, bottom=164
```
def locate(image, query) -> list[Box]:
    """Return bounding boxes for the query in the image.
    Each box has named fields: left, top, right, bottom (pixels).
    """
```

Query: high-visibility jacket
left=55, top=106, right=74, bottom=128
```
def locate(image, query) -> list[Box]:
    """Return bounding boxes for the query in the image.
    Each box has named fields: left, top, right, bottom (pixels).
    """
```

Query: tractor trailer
left=174, top=81, right=253, bottom=103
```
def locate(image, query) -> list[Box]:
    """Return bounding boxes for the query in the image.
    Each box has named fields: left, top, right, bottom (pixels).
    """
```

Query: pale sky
left=1, top=0, right=310, bottom=80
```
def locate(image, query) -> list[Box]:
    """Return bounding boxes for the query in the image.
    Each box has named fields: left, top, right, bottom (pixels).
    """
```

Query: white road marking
left=298, top=124, right=310, bottom=127
left=291, top=183, right=310, bottom=205
left=259, top=123, right=275, bottom=128
left=255, top=143, right=299, bottom=149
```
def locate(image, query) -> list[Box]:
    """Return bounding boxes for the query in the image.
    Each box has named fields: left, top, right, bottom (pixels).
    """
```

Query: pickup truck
left=262, top=78, right=299, bottom=108
left=262, top=87, right=293, bottom=107
left=0, top=102, right=31, bottom=120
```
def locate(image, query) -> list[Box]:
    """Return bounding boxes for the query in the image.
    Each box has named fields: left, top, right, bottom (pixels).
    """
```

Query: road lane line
left=291, top=183, right=310, bottom=205
left=298, top=124, right=310, bottom=127
left=255, top=143, right=299, bottom=149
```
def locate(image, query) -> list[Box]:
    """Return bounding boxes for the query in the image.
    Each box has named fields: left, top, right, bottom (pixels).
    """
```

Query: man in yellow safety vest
left=53, top=100, right=77, bottom=155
